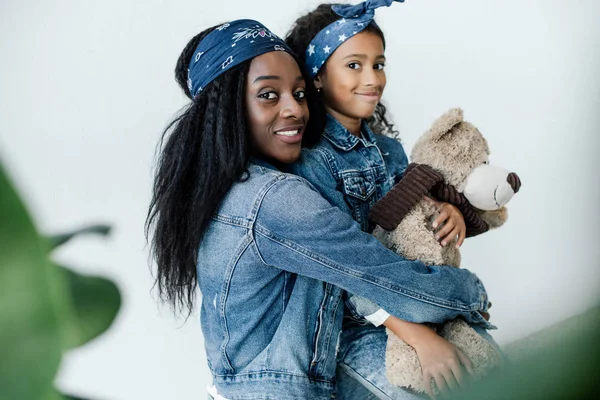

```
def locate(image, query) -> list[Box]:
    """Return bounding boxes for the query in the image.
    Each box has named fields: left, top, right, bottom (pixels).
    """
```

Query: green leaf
left=0, top=162, right=68, bottom=400
left=0, top=158, right=120, bottom=399
left=47, top=225, right=111, bottom=250
left=62, top=393, right=92, bottom=400
left=44, top=388, right=67, bottom=400
left=447, top=307, right=600, bottom=400
left=58, top=265, right=121, bottom=349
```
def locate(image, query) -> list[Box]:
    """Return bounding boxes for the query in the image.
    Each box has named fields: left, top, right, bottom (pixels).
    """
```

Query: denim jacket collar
left=322, top=114, right=377, bottom=151
left=249, top=157, right=278, bottom=171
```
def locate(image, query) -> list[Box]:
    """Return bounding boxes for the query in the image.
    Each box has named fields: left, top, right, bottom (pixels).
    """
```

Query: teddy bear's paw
left=479, top=206, right=508, bottom=229
left=396, top=205, right=447, bottom=266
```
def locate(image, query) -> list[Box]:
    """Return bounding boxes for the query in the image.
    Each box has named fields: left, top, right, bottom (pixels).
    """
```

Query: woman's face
left=245, top=51, right=309, bottom=165
left=315, top=31, right=386, bottom=124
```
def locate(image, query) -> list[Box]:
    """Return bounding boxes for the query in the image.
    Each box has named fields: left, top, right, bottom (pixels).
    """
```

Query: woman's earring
left=317, top=88, right=322, bottom=93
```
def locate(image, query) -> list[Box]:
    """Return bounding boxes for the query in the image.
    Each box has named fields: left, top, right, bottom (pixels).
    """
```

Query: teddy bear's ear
left=429, top=108, right=464, bottom=140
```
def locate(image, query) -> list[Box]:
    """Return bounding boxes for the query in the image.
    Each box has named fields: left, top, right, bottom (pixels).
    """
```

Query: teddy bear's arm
left=478, top=207, right=508, bottom=229
left=370, top=163, right=444, bottom=230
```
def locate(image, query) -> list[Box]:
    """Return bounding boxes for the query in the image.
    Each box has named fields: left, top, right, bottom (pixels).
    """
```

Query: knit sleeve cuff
left=369, top=163, right=444, bottom=230
left=364, top=308, right=391, bottom=327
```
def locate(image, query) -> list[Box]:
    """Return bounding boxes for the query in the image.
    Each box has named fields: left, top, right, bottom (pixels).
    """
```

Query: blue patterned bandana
left=305, top=0, right=405, bottom=78
left=187, top=19, right=294, bottom=98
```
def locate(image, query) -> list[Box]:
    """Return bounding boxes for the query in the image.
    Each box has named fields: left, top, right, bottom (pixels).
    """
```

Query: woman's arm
left=253, top=175, right=492, bottom=328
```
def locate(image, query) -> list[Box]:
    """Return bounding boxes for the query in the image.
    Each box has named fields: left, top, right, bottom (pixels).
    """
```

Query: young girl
left=148, top=18, right=491, bottom=400
left=285, top=1, right=496, bottom=398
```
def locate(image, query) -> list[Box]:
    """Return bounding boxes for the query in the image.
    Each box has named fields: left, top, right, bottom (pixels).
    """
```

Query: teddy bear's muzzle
left=464, top=165, right=521, bottom=210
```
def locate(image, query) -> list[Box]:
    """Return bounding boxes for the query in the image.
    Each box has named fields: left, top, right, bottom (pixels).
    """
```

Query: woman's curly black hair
left=285, top=3, right=399, bottom=138
left=146, top=24, right=324, bottom=313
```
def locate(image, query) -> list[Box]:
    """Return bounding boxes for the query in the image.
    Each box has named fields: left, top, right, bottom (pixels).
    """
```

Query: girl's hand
left=383, top=317, right=474, bottom=399
left=424, top=197, right=466, bottom=248
left=412, top=333, right=474, bottom=399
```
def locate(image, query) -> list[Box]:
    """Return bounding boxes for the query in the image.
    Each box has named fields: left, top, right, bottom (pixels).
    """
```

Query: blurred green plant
left=446, top=307, right=600, bottom=400
left=0, top=160, right=121, bottom=400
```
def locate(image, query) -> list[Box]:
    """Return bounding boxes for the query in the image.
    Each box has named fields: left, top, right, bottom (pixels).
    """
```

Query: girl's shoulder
left=373, top=134, right=407, bottom=159
left=372, top=132, right=404, bottom=150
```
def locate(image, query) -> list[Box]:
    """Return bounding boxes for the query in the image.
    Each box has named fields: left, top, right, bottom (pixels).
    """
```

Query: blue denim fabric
left=197, top=160, right=491, bottom=400
left=287, top=115, right=409, bottom=320
left=336, top=324, right=426, bottom=400
left=288, top=115, right=408, bottom=233
left=347, top=293, right=389, bottom=323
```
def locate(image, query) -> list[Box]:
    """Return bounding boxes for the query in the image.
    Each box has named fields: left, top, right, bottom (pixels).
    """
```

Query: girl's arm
left=348, top=295, right=478, bottom=398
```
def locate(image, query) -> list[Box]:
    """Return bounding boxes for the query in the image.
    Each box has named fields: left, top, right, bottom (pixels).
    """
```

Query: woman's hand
left=424, top=197, right=466, bottom=248
left=412, top=332, right=474, bottom=399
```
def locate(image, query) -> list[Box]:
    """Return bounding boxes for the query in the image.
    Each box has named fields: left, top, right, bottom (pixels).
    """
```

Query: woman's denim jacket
left=198, top=159, right=491, bottom=400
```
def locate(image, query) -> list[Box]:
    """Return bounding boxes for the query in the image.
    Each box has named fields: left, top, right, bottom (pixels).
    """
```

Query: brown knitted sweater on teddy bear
left=369, top=163, right=489, bottom=237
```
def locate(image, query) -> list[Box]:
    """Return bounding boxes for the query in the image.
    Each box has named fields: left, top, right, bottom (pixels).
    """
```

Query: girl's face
left=245, top=51, right=309, bottom=165
left=314, top=31, right=386, bottom=124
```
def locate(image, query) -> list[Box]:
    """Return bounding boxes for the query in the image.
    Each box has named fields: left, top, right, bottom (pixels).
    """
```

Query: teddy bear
left=368, top=108, right=522, bottom=393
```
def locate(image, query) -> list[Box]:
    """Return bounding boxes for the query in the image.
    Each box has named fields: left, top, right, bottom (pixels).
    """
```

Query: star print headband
left=305, top=0, right=405, bottom=78
left=187, top=19, right=294, bottom=98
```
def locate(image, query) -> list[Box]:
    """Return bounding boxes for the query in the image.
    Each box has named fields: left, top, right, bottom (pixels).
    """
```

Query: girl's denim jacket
left=197, top=158, right=491, bottom=399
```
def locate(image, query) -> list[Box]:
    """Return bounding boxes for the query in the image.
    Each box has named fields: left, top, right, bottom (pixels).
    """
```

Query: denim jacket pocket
left=340, top=169, right=376, bottom=202
left=340, top=169, right=376, bottom=230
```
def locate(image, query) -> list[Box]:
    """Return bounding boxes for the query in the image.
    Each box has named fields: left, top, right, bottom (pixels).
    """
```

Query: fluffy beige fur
left=385, top=320, right=504, bottom=392
left=375, top=108, right=511, bottom=393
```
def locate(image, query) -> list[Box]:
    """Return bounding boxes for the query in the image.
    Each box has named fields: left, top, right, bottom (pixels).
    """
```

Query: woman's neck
left=326, top=107, right=362, bottom=137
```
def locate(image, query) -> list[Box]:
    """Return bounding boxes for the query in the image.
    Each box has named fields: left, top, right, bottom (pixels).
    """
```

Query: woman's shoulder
left=230, top=162, right=315, bottom=199
left=217, top=162, right=321, bottom=221
left=236, top=162, right=307, bottom=191
left=216, top=162, right=315, bottom=222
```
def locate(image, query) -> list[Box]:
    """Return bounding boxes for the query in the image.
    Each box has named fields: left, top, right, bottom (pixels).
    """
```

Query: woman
left=147, top=18, right=491, bottom=400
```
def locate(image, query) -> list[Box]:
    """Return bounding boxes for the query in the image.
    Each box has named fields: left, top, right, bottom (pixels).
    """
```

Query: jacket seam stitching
left=212, top=214, right=252, bottom=228
left=212, top=370, right=333, bottom=383
left=220, top=233, right=253, bottom=372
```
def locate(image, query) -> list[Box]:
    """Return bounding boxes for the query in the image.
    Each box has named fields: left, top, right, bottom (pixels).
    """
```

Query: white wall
left=1, top=1, right=598, bottom=399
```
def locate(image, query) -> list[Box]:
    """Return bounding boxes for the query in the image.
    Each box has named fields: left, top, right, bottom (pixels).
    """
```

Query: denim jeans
left=336, top=323, right=426, bottom=400
left=207, top=322, right=498, bottom=400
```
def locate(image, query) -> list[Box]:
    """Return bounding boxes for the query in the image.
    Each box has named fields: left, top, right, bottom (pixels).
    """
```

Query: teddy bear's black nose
left=507, top=173, right=521, bottom=193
